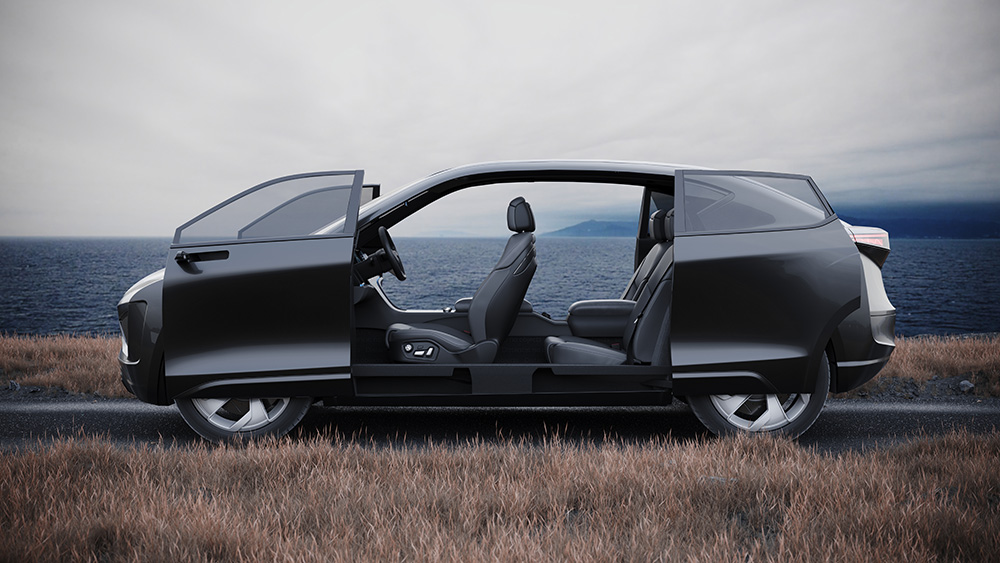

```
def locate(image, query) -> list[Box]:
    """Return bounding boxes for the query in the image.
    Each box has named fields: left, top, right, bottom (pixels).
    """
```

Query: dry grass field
left=2, top=430, right=998, bottom=562
left=843, top=334, right=1000, bottom=398
left=0, top=334, right=124, bottom=397
left=3, top=333, right=998, bottom=399
left=3, top=335, right=999, bottom=560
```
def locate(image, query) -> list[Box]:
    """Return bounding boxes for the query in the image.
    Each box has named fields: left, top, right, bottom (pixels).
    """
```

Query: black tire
left=688, top=351, right=830, bottom=439
left=176, top=397, right=312, bottom=442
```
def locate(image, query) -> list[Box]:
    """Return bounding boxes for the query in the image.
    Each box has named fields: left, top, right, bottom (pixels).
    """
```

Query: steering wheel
left=378, top=226, right=406, bottom=281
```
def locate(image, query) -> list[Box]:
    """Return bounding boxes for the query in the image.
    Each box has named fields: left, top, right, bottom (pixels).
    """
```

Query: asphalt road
left=2, top=398, right=998, bottom=454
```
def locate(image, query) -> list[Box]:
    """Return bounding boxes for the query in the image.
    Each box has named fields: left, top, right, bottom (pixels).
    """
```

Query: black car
left=117, top=161, right=895, bottom=440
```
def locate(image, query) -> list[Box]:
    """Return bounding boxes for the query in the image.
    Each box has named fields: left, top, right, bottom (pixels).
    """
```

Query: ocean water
left=880, top=239, right=1000, bottom=336
left=0, top=238, right=172, bottom=335
left=379, top=238, right=638, bottom=317
left=1, top=237, right=998, bottom=337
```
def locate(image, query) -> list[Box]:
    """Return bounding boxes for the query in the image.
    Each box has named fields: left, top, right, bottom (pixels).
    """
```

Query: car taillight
left=846, top=225, right=890, bottom=268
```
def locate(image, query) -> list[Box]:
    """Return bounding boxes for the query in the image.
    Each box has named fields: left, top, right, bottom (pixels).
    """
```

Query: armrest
left=567, top=299, right=635, bottom=337
left=454, top=298, right=533, bottom=313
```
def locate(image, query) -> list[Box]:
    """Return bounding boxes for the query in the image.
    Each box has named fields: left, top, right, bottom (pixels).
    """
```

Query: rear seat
left=546, top=209, right=674, bottom=365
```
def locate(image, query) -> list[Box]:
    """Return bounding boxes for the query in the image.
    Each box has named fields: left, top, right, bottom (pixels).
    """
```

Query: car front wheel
left=688, top=351, right=830, bottom=438
left=176, top=397, right=312, bottom=442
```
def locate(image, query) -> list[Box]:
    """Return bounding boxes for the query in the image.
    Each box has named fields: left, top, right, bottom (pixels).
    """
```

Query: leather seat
left=621, top=209, right=673, bottom=300
left=545, top=334, right=630, bottom=365
left=546, top=209, right=674, bottom=365
left=386, top=197, right=538, bottom=363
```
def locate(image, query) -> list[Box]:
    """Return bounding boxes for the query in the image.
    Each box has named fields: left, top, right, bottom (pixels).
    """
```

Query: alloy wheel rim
left=191, top=398, right=290, bottom=432
left=709, top=393, right=810, bottom=431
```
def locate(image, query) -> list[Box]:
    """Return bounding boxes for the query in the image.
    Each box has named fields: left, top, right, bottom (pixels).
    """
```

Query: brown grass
left=0, top=334, right=125, bottom=397
left=2, top=430, right=998, bottom=562
left=1, top=333, right=998, bottom=399
left=844, top=334, right=1000, bottom=398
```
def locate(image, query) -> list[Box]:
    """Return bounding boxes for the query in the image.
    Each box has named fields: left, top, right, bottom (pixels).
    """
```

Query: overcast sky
left=1, top=0, right=998, bottom=237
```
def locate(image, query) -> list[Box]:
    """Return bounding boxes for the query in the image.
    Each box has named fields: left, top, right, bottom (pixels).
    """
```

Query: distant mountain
left=835, top=202, right=1000, bottom=239
left=544, top=220, right=636, bottom=237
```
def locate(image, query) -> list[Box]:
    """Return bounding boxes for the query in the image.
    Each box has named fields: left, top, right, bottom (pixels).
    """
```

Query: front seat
left=545, top=209, right=674, bottom=366
left=386, top=197, right=538, bottom=363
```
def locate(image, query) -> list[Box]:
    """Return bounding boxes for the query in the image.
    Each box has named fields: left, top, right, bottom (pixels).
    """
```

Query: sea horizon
left=1, top=237, right=998, bottom=337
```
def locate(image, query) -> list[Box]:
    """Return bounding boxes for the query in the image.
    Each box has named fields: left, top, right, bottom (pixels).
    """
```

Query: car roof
left=358, top=159, right=707, bottom=227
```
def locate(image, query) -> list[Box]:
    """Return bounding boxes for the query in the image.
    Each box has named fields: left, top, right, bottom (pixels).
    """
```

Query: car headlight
left=118, top=305, right=129, bottom=359
left=117, top=301, right=146, bottom=363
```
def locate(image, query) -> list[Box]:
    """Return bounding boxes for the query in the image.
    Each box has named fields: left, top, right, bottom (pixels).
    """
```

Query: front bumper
left=117, top=299, right=168, bottom=405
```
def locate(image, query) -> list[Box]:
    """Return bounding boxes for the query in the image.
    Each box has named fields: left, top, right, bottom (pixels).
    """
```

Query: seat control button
left=403, top=343, right=413, bottom=353
left=426, top=347, right=434, bottom=356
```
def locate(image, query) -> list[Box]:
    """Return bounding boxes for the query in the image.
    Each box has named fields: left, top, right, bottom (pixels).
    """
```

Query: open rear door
left=671, top=170, right=861, bottom=393
left=162, top=171, right=364, bottom=397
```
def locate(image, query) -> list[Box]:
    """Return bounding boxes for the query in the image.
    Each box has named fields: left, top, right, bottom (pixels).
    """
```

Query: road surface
left=2, top=398, right=998, bottom=453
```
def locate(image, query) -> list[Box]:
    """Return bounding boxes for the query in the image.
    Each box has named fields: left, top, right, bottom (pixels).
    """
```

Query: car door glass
left=682, top=174, right=828, bottom=234
left=239, top=187, right=352, bottom=239
left=175, top=174, right=358, bottom=245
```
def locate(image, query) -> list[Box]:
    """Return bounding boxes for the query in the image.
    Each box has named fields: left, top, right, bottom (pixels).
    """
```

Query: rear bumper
left=831, top=247, right=896, bottom=392
left=833, top=309, right=895, bottom=392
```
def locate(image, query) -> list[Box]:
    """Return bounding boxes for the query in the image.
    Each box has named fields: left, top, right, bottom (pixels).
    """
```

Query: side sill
left=672, top=371, right=780, bottom=395
left=175, top=373, right=352, bottom=399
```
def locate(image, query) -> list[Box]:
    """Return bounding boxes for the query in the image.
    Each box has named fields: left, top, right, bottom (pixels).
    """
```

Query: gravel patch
left=3, top=380, right=122, bottom=403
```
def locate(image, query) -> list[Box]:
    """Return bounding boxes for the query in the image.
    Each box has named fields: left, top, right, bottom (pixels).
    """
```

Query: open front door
left=162, top=171, right=364, bottom=396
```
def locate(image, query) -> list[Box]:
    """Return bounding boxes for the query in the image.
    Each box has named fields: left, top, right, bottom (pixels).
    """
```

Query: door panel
left=163, top=171, right=363, bottom=392
left=672, top=171, right=860, bottom=392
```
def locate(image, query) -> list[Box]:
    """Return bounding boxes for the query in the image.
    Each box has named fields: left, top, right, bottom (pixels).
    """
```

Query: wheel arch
left=825, top=338, right=839, bottom=393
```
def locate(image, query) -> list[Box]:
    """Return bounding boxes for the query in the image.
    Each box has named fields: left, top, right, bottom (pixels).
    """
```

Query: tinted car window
left=360, top=184, right=380, bottom=205
left=176, top=175, right=356, bottom=244
left=682, top=174, right=828, bottom=234
left=650, top=191, right=674, bottom=214
left=758, top=176, right=828, bottom=214
left=636, top=189, right=673, bottom=238
left=238, top=188, right=351, bottom=240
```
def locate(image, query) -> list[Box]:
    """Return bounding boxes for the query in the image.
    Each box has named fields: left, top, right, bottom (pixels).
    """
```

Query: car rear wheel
left=688, top=351, right=830, bottom=438
left=176, top=397, right=312, bottom=442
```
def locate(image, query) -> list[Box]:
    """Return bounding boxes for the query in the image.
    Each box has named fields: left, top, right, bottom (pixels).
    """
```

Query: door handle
left=175, top=250, right=229, bottom=264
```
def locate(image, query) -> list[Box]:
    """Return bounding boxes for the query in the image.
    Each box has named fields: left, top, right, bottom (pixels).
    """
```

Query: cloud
left=1, top=0, right=998, bottom=236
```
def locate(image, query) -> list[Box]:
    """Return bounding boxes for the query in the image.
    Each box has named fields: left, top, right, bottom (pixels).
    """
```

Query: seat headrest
left=649, top=209, right=674, bottom=242
left=507, top=197, right=535, bottom=233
